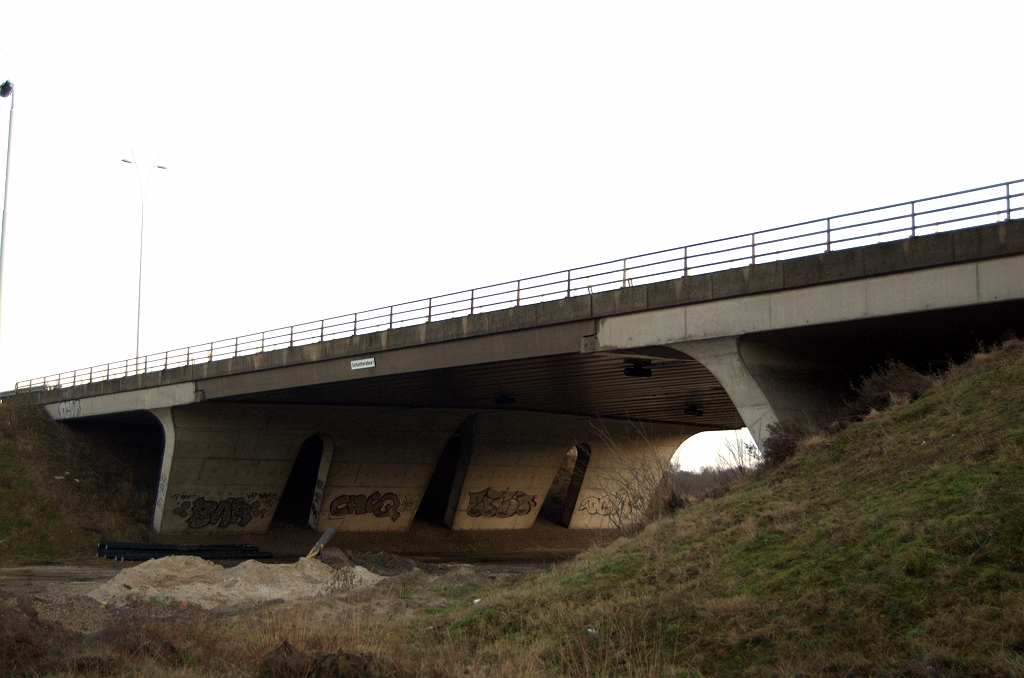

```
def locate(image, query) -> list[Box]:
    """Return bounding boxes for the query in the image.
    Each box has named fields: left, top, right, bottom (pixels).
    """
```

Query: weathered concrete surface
left=447, top=412, right=575, bottom=531
left=567, top=420, right=694, bottom=529
left=19, top=220, right=1024, bottom=536
left=314, top=409, right=470, bottom=533
left=154, top=404, right=470, bottom=534
left=21, top=220, right=1023, bottom=409
left=593, top=254, right=1024, bottom=351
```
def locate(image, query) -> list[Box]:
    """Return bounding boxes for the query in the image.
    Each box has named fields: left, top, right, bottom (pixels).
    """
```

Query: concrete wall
left=153, top=403, right=469, bottom=534
left=566, top=421, right=696, bottom=529
left=437, top=413, right=704, bottom=531
left=448, top=412, right=580, bottom=531
left=315, top=409, right=469, bottom=532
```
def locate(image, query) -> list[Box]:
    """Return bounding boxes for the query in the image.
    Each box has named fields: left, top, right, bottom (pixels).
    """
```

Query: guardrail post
left=320, top=319, right=325, bottom=341
left=751, top=234, right=756, bottom=265
left=234, top=337, right=238, bottom=358
left=260, top=332, right=265, bottom=352
left=164, top=352, right=168, bottom=370
left=209, top=342, right=214, bottom=361
left=911, top=201, right=916, bottom=237
left=144, top=355, right=148, bottom=373
left=515, top=281, right=520, bottom=307
left=622, top=259, right=627, bottom=288
left=470, top=289, right=474, bottom=314
left=566, top=270, right=571, bottom=298
left=89, top=366, right=93, bottom=384
left=388, top=307, right=393, bottom=330
left=1007, top=183, right=1012, bottom=220
left=826, top=218, right=831, bottom=252
left=353, top=312, right=358, bottom=336
left=684, top=247, right=688, bottom=277
left=427, top=299, right=432, bottom=322
left=186, top=346, right=190, bottom=365
left=106, top=363, right=110, bottom=380
left=289, top=326, right=293, bottom=348
left=125, top=359, right=129, bottom=376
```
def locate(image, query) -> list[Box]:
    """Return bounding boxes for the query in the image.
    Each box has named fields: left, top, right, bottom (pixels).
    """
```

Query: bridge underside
left=30, top=221, right=1024, bottom=537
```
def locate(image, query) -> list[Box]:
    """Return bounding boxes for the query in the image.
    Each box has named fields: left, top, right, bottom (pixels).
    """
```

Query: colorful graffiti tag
left=329, top=491, right=402, bottom=522
left=171, top=494, right=275, bottom=529
left=466, top=488, right=538, bottom=518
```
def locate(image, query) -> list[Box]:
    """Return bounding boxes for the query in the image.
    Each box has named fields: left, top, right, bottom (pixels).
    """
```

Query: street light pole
left=122, top=151, right=167, bottom=362
left=0, top=80, right=14, bottom=373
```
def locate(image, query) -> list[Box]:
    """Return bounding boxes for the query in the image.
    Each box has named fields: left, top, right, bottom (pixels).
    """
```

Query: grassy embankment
left=0, top=403, right=151, bottom=565
left=368, top=340, right=1024, bottom=676
left=2, top=339, right=1023, bottom=676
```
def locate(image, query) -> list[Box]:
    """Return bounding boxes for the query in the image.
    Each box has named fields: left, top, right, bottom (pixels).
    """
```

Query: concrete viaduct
left=14, top=219, right=1024, bottom=536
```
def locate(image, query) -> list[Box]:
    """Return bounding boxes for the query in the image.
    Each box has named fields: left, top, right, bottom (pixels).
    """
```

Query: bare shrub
left=663, top=466, right=735, bottom=500
left=585, top=422, right=678, bottom=534
left=762, top=420, right=813, bottom=469
left=848, top=360, right=934, bottom=418
left=714, top=430, right=763, bottom=478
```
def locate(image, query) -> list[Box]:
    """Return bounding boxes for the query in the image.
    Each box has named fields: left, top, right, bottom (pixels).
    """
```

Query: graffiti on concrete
left=55, top=400, right=81, bottom=420
left=577, top=496, right=616, bottom=516
left=329, top=491, right=402, bottom=522
left=170, top=492, right=277, bottom=529
left=309, top=478, right=327, bottom=527
left=466, top=488, right=538, bottom=518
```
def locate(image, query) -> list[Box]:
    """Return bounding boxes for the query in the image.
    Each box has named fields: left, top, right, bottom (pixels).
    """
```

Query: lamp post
left=122, top=151, right=167, bottom=363
left=0, top=80, right=14, bottom=373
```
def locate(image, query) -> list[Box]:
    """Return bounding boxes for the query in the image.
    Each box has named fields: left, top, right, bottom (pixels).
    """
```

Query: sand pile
left=88, top=556, right=382, bottom=610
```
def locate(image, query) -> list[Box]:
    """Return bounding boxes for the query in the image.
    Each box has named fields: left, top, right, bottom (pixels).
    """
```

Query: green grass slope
left=399, top=340, right=1024, bottom=677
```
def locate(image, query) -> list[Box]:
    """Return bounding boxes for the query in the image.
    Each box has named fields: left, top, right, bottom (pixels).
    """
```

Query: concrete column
left=671, top=336, right=840, bottom=451
left=449, top=412, right=581, bottom=531
left=152, top=403, right=469, bottom=534
left=151, top=407, right=176, bottom=533
left=566, top=420, right=696, bottom=529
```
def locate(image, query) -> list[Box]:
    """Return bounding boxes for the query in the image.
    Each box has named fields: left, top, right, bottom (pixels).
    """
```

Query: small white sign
left=350, top=357, right=376, bottom=370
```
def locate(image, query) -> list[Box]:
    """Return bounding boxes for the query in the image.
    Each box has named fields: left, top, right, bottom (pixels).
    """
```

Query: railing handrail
left=15, top=179, right=1023, bottom=394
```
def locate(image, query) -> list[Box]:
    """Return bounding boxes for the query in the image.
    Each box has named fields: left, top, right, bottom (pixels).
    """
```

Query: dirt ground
left=164, top=516, right=619, bottom=561
left=0, top=547, right=558, bottom=676
left=0, top=518, right=614, bottom=674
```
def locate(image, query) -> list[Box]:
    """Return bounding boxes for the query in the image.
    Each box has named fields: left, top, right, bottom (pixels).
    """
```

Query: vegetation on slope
left=380, top=339, right=1024, bottom=676
left=2, top=339, right=1023, bottom=676
left=0, top=403, right=151, bottom=565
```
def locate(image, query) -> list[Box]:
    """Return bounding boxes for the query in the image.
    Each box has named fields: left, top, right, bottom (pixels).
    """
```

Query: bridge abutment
left=151, top=404, right=469, bottom=534
left=673, top=336, right=842, bottom=450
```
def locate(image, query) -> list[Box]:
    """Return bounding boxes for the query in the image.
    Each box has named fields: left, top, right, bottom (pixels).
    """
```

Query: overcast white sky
left=0, top=1, right=1020, bottom=470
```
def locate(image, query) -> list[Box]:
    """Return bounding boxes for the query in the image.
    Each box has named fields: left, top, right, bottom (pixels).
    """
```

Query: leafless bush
left=714, top=430, right=762, bottom=478
left=847, top=360, right=934, bottom=418
left=585, top=421, right=679, bottom=534
left=762, top=420, right=813, bottom=469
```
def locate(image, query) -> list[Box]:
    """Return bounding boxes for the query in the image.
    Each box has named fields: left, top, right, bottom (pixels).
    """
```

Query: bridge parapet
left=15, top=181, right=1022, bottom=398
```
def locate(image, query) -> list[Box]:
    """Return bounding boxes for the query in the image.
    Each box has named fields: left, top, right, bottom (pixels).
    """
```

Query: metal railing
left=15, top=179, right=1022, bottom=394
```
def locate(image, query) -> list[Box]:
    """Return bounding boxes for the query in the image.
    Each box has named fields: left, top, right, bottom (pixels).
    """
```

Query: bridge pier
left=152, top=404, right=468, bottom=534
left=565, top=420, right=695, bottom=529
left=149, top=403, right=702, bottom=535
left=673, top=336, right=841, bottom=451
left=447, top=412, right=583, bottom=531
